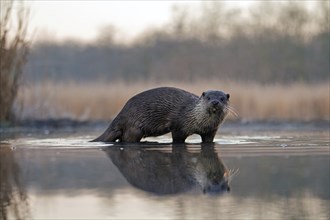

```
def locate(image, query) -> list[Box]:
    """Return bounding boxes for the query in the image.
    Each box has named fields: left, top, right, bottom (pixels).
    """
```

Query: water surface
left=1, top=122, right=329, bottom=219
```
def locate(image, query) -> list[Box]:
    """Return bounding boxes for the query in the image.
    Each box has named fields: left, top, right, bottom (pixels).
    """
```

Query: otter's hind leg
left=172, top=131, right=187, bottom=143
left=121, top=127, right=143, bottom=143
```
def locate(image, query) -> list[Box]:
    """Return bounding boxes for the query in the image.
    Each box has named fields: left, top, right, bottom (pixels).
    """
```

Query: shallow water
left=1, top=123, right=329, bottom=220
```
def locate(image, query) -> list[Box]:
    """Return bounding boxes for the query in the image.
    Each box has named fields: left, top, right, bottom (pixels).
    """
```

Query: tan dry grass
left=15, top=80, right=329, bottom=121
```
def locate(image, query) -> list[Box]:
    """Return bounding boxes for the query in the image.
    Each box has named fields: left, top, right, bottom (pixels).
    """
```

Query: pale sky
left=25, top=1, right=317, bottom=44
left=27, top=1, right=254, bottom=43
left=28, top=1, right=175, bottom=43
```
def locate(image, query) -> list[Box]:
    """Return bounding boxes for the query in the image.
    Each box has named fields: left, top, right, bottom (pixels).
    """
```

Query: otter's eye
left=220, top=97, right=225, bottom=102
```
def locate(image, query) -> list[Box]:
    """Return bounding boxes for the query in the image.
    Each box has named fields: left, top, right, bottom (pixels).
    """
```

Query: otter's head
left=202, top=171, right=231, bottom=194
left=192, top=147, right=233, bottom=195
left=201, top=90, right=230, bottom=115
left=194, top=161, right=231, bottom=195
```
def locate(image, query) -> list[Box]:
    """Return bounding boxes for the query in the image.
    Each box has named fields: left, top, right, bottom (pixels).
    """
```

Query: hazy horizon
left=26, top=1, right=319, bottom=44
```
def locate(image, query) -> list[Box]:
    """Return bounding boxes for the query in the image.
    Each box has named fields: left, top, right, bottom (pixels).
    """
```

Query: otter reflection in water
left=104, top=144, right=234, bottom=195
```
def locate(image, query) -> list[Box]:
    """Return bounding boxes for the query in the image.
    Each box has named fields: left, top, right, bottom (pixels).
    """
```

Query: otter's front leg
left=201, top=130, right=217, bottom=143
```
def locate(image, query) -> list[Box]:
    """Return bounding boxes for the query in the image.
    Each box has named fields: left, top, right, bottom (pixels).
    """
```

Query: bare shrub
left=0, top=0, right=29, bottom=122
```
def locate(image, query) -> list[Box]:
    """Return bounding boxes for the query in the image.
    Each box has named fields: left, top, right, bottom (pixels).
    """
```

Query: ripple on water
left=1, top=133, right=329, bottom=155
left=4, top=137, right=113, bottom=149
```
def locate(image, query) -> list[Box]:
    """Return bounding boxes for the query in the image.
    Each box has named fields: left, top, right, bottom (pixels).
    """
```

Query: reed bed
left=15, top=80, right=329, bottom=121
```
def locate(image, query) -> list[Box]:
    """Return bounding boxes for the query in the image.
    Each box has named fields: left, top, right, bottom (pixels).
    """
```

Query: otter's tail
left=91, top=127, right=121, bottom=142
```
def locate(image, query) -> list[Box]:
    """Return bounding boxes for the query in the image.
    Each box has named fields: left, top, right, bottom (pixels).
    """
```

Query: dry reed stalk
left=0, top=1, right=29, bottom=122
left=16, top=80, right=329, bottom=121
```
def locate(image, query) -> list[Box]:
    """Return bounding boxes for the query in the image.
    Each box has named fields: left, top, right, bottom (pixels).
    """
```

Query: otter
left=92, top=87, right=230, bottom=143
left=104, top=145, right=232, bottom=195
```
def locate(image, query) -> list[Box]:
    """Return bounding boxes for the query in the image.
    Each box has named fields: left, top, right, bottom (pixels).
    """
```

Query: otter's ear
left=226, top=94, right=230, bottom=100
left=202, top=92, right=205, bottom=97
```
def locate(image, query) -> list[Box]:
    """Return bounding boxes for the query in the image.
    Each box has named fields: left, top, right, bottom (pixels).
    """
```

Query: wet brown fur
left=92, top=87, right=229, bottom=143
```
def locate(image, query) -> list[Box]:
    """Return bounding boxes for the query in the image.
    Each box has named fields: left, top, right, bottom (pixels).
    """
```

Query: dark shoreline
left=1, top=118, right=329, bottom=134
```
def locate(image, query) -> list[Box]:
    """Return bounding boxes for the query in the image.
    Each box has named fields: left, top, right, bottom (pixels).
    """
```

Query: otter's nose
left=211, top=100, right=219, bottom=106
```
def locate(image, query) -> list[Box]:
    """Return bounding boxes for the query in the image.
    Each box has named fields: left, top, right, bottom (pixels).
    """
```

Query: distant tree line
left=25, top=1, right=329, bottom=83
